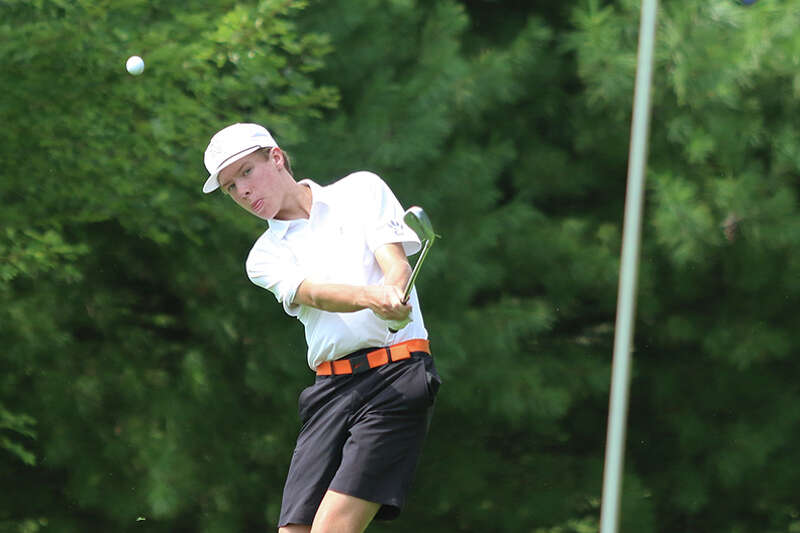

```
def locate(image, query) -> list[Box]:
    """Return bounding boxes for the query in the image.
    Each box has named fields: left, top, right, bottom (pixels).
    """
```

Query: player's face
left=218, top=149, right=284, bottom=220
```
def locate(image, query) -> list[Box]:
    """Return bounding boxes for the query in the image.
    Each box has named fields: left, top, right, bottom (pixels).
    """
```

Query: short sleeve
left=245, top=234, right=305, bottom=316
left=350, top=172, right=422, bottom=256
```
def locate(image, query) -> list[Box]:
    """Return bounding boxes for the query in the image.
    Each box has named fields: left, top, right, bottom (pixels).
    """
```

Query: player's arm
left=374, top=242, right=414, bottom=331
left=374, top=242, right=412, bottom=294
left=292, top=243, right=411, bottom=319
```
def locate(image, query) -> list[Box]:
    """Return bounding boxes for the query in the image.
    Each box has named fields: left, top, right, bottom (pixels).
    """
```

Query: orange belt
left=316, top=339, right=430, bottom=376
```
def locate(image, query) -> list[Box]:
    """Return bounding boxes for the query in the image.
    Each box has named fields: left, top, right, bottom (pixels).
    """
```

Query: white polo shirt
left=246, top=171, right=429, bottom=370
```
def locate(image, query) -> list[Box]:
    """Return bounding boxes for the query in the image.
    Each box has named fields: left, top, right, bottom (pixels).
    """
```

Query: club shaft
left=402, top=240, right=432, bottom=303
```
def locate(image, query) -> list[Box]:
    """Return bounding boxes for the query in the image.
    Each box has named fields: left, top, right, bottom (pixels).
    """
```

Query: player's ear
left=261, top=146, right=292, bottom=175
left=271, top=147, right=286, bottom=170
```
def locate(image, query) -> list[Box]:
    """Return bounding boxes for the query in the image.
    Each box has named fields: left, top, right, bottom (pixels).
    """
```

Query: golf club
left=400, top=206, right=437, bottom=303
left=388, top=206, right=437, bottom=333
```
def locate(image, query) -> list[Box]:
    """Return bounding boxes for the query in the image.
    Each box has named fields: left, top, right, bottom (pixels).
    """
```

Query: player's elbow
left=293, top=280, right=315, bottom=307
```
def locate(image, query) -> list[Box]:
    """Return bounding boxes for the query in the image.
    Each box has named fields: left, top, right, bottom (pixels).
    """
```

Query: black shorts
left=278, top=349, right=441, bottom=527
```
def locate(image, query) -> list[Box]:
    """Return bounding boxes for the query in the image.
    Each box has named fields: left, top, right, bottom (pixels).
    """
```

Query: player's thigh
left=311, top=490, right=380, bottom=533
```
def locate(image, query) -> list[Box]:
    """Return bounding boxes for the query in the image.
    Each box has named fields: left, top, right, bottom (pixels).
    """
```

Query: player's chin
left=244, top=205, right=269, bottom=220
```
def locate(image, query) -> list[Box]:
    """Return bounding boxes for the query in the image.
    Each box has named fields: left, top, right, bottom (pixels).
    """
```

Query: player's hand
left=365, top=285, right=411, bottom=321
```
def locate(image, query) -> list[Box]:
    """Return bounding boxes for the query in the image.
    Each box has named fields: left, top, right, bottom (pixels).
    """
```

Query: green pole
left=599, top=1, right=658, bottom=532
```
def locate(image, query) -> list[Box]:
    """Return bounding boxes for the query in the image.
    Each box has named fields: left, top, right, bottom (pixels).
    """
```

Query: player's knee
left=312, top=491, right=379, bottom=533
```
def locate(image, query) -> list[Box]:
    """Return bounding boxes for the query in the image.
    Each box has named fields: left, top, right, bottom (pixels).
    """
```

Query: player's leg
left=279, top=379, right=351, bottom=530
left=279, top=525, right=311, bottom=533
left=310, top=490, right=380, bottom=533
left=324, top=355, right=440, bottom=526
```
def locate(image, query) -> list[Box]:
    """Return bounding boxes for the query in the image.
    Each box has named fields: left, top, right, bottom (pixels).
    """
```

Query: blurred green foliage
left=1, top=0, right=799, bottom=532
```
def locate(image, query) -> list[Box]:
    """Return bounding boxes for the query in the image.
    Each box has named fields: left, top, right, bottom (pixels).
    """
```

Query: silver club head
left=396, top=206, right=438, bottom=307
left=403, top=206, right=436, bottom=244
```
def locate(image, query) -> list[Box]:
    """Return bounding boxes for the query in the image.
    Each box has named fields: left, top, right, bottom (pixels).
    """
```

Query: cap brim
left=202, top=146, right=262, bottom=193
left=203, top=174, right=220, bottom=193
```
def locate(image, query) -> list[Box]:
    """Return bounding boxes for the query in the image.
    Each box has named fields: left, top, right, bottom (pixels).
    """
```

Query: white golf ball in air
left=126, top=55, right=145, bottom=76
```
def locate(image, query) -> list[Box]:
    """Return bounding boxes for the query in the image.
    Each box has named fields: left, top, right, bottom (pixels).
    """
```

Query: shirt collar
left=266, top=179, right=328, bottom=239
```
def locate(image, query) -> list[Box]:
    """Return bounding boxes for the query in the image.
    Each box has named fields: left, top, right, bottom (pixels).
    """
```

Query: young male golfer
left=202, top=123, right=441, bottom=533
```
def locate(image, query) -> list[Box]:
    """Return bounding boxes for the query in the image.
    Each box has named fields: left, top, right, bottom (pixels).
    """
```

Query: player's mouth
left=251, top=199, right=264, bottom=212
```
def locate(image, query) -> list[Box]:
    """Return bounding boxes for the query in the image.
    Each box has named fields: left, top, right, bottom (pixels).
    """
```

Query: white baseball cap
left=203, top=123, right=278, bottom=193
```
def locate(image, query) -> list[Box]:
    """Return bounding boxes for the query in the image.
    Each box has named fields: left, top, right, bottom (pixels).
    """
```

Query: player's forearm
left=294, top=280, right=372, bottom=313
left=382, top=261, right=412, bottom=293
left=294, top=280, right=410, bottom=320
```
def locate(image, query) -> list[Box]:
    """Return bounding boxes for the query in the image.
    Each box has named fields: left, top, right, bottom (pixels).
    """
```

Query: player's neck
left=275, top=182, right=312, bottom=220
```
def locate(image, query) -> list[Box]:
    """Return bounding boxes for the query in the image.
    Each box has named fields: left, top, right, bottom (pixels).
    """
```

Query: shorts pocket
left=425, top=366, right=442, bottom=403
left=423, top=357, right=442, bottom=405
left=403, top=357, right=441, bottom=410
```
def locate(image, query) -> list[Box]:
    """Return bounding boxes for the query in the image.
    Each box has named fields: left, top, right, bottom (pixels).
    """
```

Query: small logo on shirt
left=388, top=219, right=404, bottom=236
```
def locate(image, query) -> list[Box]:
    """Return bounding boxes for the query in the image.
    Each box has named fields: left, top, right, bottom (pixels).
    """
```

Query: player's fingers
left=368, top=286, right=411, bottom=318
left=389, top=300, right=412, bottom=319
left=376, top=302, right=409, bottom=320
left=375, top=286, right=400, bottom=308
left=388, top=294, right=412, bottom=317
